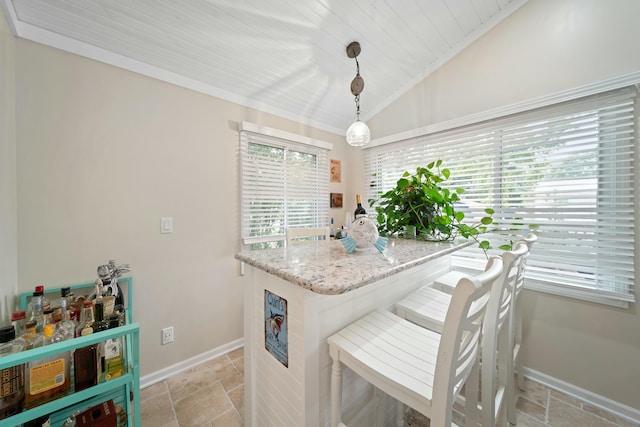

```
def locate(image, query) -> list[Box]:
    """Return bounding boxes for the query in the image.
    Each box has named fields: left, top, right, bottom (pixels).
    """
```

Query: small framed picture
left=330, top=193, right=343, bottom=208
left=265, top=290, right=288, bottom=367
left=330, top=159, right=341, bottom=183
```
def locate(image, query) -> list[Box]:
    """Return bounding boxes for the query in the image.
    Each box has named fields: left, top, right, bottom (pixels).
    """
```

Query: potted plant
left=368, top=160, right=495, bottom=252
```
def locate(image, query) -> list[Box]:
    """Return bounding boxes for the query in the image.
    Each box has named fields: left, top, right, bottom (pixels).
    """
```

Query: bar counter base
left=243, top=254, right=452, bottom=427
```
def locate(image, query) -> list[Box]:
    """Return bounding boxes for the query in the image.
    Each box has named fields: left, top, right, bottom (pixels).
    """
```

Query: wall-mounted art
left=330, top=193, right=343, bottom=208
left=330, top=159, right=341, bottom=183
left=265, top=289, right=288, bottom=367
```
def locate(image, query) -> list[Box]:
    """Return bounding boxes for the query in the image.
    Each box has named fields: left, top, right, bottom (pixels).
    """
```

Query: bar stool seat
left=328, top=257, right=504, bottom=427
left=396, top=242, right=530, bottom=427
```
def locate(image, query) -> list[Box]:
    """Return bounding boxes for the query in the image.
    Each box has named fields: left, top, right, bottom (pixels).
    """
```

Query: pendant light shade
left=345, top=41, right=370, bottom=147
left=346, top=120, right=371, bottom=147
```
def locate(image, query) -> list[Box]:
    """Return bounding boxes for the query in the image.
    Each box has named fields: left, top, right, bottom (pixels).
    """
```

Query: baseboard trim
left=140, top=338, right=244, bottom=389
left=522, top=366, right=640, bottom=424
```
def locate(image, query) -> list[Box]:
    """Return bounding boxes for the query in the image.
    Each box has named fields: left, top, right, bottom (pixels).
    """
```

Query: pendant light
left=345, top=41, right=370, bottom=147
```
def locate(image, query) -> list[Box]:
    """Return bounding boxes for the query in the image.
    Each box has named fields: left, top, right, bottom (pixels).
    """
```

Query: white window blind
left=240, top=123, right=330, bottom=250
left=365, top=87, right=637, bottom=307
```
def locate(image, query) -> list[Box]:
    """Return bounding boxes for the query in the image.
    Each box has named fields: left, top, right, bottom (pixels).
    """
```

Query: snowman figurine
left=341, top=215, right=387, bottom=254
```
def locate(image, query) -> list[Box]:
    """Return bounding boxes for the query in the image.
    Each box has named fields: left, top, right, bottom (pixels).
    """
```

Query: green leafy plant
left=368, top=160, right=495, bottom=252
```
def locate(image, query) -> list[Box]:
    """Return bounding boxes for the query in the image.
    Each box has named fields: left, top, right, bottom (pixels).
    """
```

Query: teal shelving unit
left=0, top=278, right=140, bottom=427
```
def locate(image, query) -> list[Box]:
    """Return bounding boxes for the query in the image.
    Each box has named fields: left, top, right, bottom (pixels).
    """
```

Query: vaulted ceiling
left=2, top=0, right=527, bottom=134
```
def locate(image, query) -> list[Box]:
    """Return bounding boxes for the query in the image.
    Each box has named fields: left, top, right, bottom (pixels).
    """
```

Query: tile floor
left=140, top=347, right=244, bottom=427
left=140, top=347, right=639, bottom=427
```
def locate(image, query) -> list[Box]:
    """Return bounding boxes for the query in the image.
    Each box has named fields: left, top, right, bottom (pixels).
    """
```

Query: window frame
left=239, top=122, right=332, bottom=250
left=365, top=79, right=639, bottom=308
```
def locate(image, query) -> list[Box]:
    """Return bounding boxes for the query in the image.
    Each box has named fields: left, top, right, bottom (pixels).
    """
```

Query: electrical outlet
left=162, top=326, right=174, bottom=345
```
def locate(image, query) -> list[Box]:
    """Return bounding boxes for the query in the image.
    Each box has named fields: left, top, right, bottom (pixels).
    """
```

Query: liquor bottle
left=27, top=290, right=44, bottom=334
left=92, top=300, right=109, bottom=334
left=329, top=217, right=335, bottom=237
left=42, top=324, right=56, bottom=346
left=35, top=285, right=51, bottom=311
left=354, top=194, right=366, bottom=218
left=41, top=308, right=55, bottom=334
left=73, top=344, right=98, bottom=392
left=0, top=325, right=25, bottom=419
left=101, top=315, right=125, bottom=382
left=24, top=324, right=72, bottom=409
left=92, top=300, right=109, bottom=382
left=24, top=320, right=44, bottom=349
left=86, top=278, right=103, bottom=302
left=76, top=301, right=95, bottom=337
left=58, top=287, right=77, bottom=340
left=10, top=310, right=40, bottom=350
left=52, top=320, right=68, bottom=344
left=53, top=306, right=63, bottom=324
left=113, top=304, right=126, bottom=327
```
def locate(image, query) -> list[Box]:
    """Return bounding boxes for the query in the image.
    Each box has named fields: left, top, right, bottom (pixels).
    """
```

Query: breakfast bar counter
left=236, top=238, right=470, bottom=427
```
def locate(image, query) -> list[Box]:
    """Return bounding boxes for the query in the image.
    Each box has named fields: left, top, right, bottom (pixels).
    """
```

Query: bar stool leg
left=464, top=359, right=480, bottom=427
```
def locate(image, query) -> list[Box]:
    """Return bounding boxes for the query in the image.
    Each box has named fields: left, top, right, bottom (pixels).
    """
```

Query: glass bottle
left=75, top=301, right=94, bottom=337
left=42, top=308, right=55, bottom=334
left=53, top=307, right=63, bottom=324
left=35, top=285, right=51, bottom=311
left=24, top=320, right=44, bottom=349
left=11, top=310, right=44, bottom=351
left=0, top=325, right=25, bottom=419
left=92, top=300, right=109, bottom=383
left=27, top=290, right=44, bottom=334
left=92, top=301, right=109, bottom=334
left=113, top=304, right=126, bottom=327
left=24, top=324, right=71, bottom=409
left=68, top=292, right=82, bottom=324
left=58, top=287, right=77, bottom=341
left=73, top=303, right=99, bottom=392
left=100, top=315, right=125, bottom=382
left=329, top=217, right=335, bottom=237
left=42, top=324, right=56, bottom=346
left=10, top=310, right=29, bottom=349
left=354, top=194, right=366, bottom=218
left=76, top=301, right=95, bottom=337
left=73, top=344, right=97, bottom=392
left=86, top=278, right=103, bottom=303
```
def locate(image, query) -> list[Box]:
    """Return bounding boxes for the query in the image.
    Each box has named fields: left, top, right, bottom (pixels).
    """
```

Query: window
left=365, top=86, right=637, bottom=307
left=240, top=122, right=331, bottom=250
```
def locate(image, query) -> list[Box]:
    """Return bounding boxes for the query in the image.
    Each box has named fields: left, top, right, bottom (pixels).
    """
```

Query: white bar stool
left=327, top=256, right=504, bottom=427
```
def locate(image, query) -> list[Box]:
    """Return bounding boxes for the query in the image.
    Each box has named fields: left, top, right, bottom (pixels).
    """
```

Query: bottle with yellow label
left=100, top=315, right=125, bottom=382
left=23, top=324, right=71, bottom=409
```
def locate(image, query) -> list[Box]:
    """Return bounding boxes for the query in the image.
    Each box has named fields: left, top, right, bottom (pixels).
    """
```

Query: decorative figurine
left=341, top=216, right=387, bottom=253
left=96, top=260, right=130, bottom=306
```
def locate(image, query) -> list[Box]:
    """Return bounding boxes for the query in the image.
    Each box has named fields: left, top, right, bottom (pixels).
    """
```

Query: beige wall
left=4, top=0, right=640, bottom=412
left=12, top=37, right=355, bottom=376
left=368, top=0, right=640, bottom=410
left=0, top=6, right=17, bottom=321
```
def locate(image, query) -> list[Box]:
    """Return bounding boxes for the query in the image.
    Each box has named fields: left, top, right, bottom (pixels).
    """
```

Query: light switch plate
left=161, top=217, right=173, bottom=233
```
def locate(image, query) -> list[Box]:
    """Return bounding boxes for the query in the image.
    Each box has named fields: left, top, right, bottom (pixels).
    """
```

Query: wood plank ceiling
left=2, top=0, right=527, bottom=135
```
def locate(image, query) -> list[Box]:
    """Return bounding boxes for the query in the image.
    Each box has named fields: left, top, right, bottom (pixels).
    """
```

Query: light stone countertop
left=235, top=238, right=472, bottom=295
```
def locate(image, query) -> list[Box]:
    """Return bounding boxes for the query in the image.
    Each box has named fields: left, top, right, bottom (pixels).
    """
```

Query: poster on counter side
left=265, top=289, right=288, bottom=367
